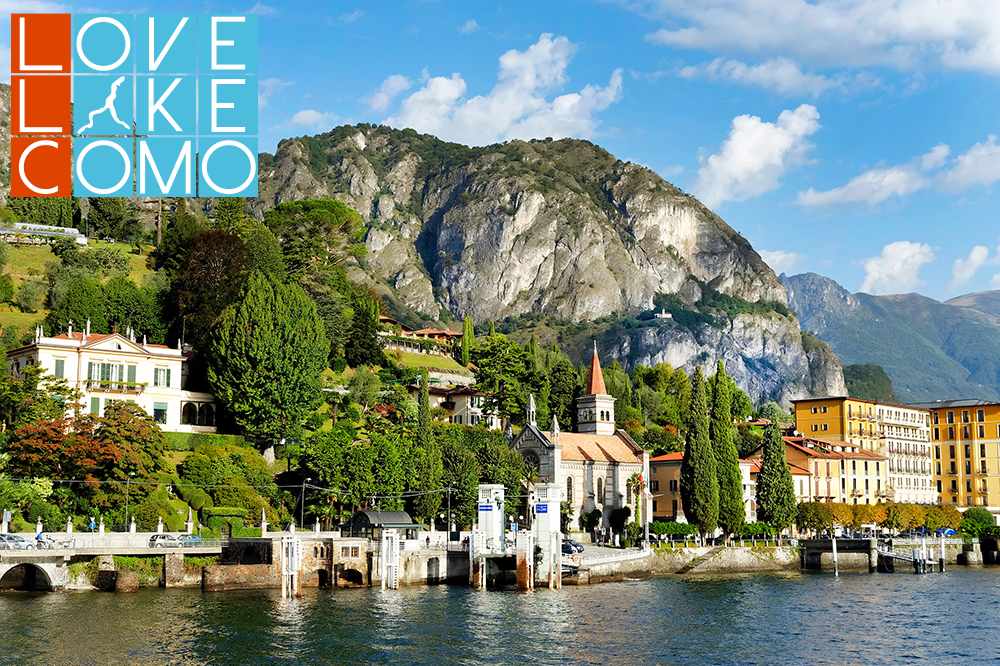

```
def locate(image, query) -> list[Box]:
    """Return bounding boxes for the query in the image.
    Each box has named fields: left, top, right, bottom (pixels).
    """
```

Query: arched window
left=597, top=477, right=603, bottom=504
left=627, top=484, right=632, bottom=506
left=566, top=477, right=574, bottom=504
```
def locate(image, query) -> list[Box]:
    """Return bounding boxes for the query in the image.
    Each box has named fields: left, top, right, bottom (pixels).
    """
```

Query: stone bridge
left=0, top=551, right=73, bottom=591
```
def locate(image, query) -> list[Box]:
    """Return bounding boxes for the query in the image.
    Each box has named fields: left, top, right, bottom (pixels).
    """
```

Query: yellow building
left=910, top=400, right=1000, bottom=509
left=793, top=397, right=933, bottom=504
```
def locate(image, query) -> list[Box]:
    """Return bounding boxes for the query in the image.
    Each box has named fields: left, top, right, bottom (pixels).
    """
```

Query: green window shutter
left=166, top=369, right=171, bottom=388
left=54, top=359, right=65, bottom=379
left=127, top=365, right=136, bottom=383
left=101, top=363, right=111, bottom=381
left=87, top=362, right=94, bottom=381
left=119, top=365, right=125, bottom=382
left=90, top=397, right=100, bottom=414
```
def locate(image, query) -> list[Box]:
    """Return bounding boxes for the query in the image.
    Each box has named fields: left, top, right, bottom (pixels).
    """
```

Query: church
left=509, top=346, right=651, bottom=533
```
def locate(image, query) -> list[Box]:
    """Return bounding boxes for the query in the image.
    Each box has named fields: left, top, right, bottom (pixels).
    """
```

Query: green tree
left=7, top=197, right=74, bottom=227
left=796, top=501, right=833, bottom=535
left=44, top=276, right=107, bottom=333
left=207, top=271, right=329, bottom=443
left=417, top=371, right=432, bottom=449
left=344, top=292, right=385, bottom=368
left=89, top=197, right=140, bottom=240
left=547, top=355, right=579, bottom=428
left=441, top=434, right=479, bottom=528
left=212, top=197, right=247, bottom=229
left=150, top=203, right=206, bottom=277
left=262, top=199, right=363, bottom=275
left=755, top=420, right=797, bottom=531
left=347, top=365, right=381, bottom=414
left=16, top=277, right=49, bottom=313
left=300, top=268, right=353, bottom=363
left=679, top=366, right=718, bottom=539
left=104, top=276, right=165, bottom=342
left=711, top=361, right=744, bottom=539
left=960, top=506, right=995, bottom=536
left=461, top=315, right=474, bottom=366
left=472, top=334, right=530, bottom=421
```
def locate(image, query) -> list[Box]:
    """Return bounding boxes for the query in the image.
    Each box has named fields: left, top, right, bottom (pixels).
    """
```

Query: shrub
left=0, top=275, right=14, bottom=303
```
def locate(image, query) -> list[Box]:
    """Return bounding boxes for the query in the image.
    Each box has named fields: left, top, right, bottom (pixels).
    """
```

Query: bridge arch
left=0, top=563, right=53, bottom=591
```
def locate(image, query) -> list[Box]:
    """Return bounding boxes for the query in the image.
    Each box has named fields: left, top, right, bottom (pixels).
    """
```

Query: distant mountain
left=0, top=83, right=9, bottom=203
left=843, top=364, right=899, bottom=403
left=783, top=273, right=1000, bottom=403
left=256, top=124, right=845, bottom=405
left=946, top=290, right=1000, bottom=318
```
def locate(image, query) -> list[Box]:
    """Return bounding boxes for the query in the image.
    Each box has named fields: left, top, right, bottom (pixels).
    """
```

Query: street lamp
left=300, top=477, right=312, bottom=527
left=124, top=472, right=135, bottom=530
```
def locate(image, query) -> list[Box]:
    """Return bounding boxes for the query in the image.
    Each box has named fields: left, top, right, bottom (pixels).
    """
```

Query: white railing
left=579, top=548, right=650, bottom=566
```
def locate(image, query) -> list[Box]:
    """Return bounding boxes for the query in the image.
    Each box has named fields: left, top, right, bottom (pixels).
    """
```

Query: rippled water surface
left=2, top=570, right=1000, bottom=665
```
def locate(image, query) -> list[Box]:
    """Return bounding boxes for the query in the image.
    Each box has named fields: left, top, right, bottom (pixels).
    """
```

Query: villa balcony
left=85, top=380, right=147, bottom=395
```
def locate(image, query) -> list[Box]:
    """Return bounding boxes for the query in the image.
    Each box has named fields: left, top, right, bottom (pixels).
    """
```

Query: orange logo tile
left=11, top=14, right=71, bottom=74
left=11, top=137, right=73, bottom=197
left=12, top=75, right=71, bottom=136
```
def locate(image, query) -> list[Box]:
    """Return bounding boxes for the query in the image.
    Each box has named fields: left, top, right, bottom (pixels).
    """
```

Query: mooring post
left=928, top=548, right=935, bottom=572
left=832, top=536, right=839, bottom=576
left=922, top=537, right=928, bottom=572
left=940, top=535, right=946, bottom=572
left=912, top=548, right=920, bottom=574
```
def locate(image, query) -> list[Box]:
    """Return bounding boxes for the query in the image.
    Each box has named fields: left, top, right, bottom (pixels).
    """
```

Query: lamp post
left=124, top=472, right=135, bottom=531
left=300, top=477, right=311, bottom=527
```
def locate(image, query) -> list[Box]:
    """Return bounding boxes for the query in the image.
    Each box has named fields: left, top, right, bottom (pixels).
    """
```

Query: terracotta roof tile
left=585, top=345, right=607, bottom=395
left=556, top=432, right=643, bottom=464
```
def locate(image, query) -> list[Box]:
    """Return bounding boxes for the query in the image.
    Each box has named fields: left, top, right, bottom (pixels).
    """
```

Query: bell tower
left=576, top=343, right=616, bottom=436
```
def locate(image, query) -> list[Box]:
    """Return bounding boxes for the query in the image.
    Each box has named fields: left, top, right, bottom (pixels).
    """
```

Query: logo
left=12, top=13, right=258, bottom=198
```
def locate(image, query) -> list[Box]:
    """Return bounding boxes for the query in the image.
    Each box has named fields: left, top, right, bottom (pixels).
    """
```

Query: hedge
left=163, top=432, right=248, bottom=451
left=204, top=507, right=248, bottom=519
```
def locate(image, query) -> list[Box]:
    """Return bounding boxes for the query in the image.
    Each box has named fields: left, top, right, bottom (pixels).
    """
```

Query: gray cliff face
left=600, top=314, right=846, bottom=406
left=0, top=83, right=9, bottom=205
left=255, top=126, right=785, bottom=323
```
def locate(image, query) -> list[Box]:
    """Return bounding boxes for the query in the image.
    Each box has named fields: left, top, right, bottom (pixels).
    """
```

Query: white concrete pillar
left=129, top=517, right=136, bottom=534
left=98, top=518, right=105, bottom=534
left=156, top=517, right=164, bottom=534
left=66, top=517, right=73, bottom=534
left=36, top=518, right=43, bottom=535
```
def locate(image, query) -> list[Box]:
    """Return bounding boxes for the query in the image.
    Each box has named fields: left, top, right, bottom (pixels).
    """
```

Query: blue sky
left=4, top=0, right=1000, bottom=301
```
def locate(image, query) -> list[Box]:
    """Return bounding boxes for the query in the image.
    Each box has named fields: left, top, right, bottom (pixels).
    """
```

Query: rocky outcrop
left=0, top=83, right=9, bottom=205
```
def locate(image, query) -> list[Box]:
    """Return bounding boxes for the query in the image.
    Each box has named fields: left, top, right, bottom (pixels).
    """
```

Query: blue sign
left=479, top=504, right=493, bottom=512
left=536, top=504, right=548, bottom=514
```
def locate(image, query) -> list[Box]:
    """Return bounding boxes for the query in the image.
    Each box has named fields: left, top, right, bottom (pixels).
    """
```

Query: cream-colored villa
left=7, top=325, right=218, bottom=433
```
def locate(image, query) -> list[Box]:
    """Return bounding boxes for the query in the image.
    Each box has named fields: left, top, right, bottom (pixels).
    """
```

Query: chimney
left=86, top=319, right=91, bottom=338
left=68, top=321, right=72, bottom=338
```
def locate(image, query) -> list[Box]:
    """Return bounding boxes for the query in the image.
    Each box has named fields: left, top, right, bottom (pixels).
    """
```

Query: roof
left=553, top=431, right=643, bottom=464
left=412, top=384, right=483, bottom=398
left=348, top=511, right=414, bottom=526
left=585, top=344, right=607, bottom=395
left=909, top=399, right=999, bottom=409
left=651, top=452, right=684, bottom=463
left=781, top=436, right=887, bottom=460
left=793, top=395, right=932, bottom=411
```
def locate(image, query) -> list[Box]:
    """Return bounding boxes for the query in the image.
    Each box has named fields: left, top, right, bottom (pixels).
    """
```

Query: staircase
left=675, top=546, right=725, bottom=574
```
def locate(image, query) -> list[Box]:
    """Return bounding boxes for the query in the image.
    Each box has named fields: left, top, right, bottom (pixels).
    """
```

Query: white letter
left=19, top=79, right=63, bottom=133
left=76, top=141, right=132, bottom=195
left=19, top=16, right=63, bottom=71
left=148, top=78, right=183, bottom=132
left=139, top=140, right=192, bottom=195
left=212, top=17, right=245, bottom=70
left=148, top=16, right=188, bottom=71
left=211, top=79, right=245, bottom=132
left=18, top=140, right=60, bottom=194
left=201, top=140, right=256, bottom=195
left=76, top=17, right=131, bottom=71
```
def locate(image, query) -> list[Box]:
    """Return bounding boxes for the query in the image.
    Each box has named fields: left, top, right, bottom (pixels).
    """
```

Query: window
left=153, top=402, right=168, bottom=424
left=669, top=479, right=678, bottom=492
left=936, top=480, right=942, bottom=493
left=948, top=427, right=955, bottom=440
left=933, top=428, right=940, bottom=440
left=979, top=425, right=985, bottom=438
left=811, top=424, right=818, bottom=431
left=54, top=359, right=65, bottom=379
left=967, top=480, right=973, bottom=492
left=811, top=406, right=818, bottom=414
left=965, top=461, right=971, bottom=474
left=153, top=368, right=171, bottom=388
left=951, top=480, right=958, bottom=492
left=963, top=426, right=970, bottom=439
left=627, top=485, right=632, bottom=505
left=935, top=445, right=941, bottom=459
left=652, top=501, right=658, bottom=513
left=566, top=477, right=573, bottom=505
left=933, top=412, right=939, bottom=425
left=650, top=480, right=659, bottom=492
left=950, top=445, right=956, bottom=458
left=965, top=444, right=971, bottom=458
left=978, top=409, right=986, bottom=422
left=90, top=397, right=100, bottom=414
left=596, top=477, right=603, bottom=503
left=936, top=462, right=941, bottom=475
left=981, top=444, right=987, bottom=458
left=127, top=364, right=137, bottom=383
left=962, top=410, right=970, bottom=423
left=821, top=406, right=828, bottom=413
left=821, top=424, right=828, bottom=431
left=947, top=411, right=954, bottom=424
left=950, top=462, right=957, bottom=474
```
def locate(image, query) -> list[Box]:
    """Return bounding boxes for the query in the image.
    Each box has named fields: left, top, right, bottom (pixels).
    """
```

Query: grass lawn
left=7, top=244, right=56, bottom=287
left=392, top=350, right=471, bottom=374
left=87, top=239, right=154, bottom=283
left=0, top=305, right=45, bottom=336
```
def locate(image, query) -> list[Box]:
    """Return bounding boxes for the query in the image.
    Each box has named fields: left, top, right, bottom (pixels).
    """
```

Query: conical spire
left=551, top=415, right=560, bottom=437
left=527, top=393, right=537, bottom=426
left=585, top=341, right=607, bottom=395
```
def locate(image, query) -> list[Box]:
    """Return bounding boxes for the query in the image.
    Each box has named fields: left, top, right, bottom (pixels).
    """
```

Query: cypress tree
left=488, top=320, right=495, bottom=336
left=417, top=370, right=432, bottom=448
left=413, top=369, right=442, bottom=523
left=756, top=420, right=798, bottom=532
left=461, top=315, right=474, bottom=366
left=679, top=367, right=718, bottom=539
left=711, top=361, right=745, bottom=540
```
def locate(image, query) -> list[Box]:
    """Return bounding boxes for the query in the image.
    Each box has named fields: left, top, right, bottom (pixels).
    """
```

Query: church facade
left=510, top=346, right=651, bottom=533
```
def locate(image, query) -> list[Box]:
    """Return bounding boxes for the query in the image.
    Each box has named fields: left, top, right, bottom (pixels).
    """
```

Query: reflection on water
left=0, top=570, right=999, bottom=665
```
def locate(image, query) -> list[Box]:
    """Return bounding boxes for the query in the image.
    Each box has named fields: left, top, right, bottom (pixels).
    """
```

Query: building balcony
left=85, top=380, right=147, bottom=395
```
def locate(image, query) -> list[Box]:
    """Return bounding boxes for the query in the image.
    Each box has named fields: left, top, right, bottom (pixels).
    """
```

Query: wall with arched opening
left=0, top=564, right=52, bottom=591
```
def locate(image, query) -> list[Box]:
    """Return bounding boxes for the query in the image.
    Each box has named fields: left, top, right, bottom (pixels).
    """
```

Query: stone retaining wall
left=650, top=546, right=800, bottom=575
left=202, top=564, right=280, bottom=592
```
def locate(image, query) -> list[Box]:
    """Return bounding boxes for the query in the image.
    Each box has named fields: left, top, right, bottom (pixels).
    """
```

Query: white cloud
left=948, top=245, right=990, bottom=293
left=386, top=34, right=623, bottom=146
left=677, top=57, right=875, bottom=97
left=859, top=241, right=935, bottom=295
left=758, top=249, right=804, bottom=275
left=459, top=19, right=479, bottom=34
left=336, top=9, right=363, bottom=24
left=288, top=109, right=339, bottom=131
left=0, top=44, right=9, bottom=84
left=921, top=143, right=950, bottom=171
left=691, top=104, right=820, bottom=209
left=0, top=1, right=68, bottom=14
left=797, top=166, right=928, bottom=208
left=940, top=135, right=1000, bottom=192
left=642, top=0, right=1000, bottom=74
left=246, top=2, right=275, bottom=15
left=258, top=78, right=293, bottom=109
left=364, top=74, right=412, bottom=112
left=992, top=273, right=1000, bottom=289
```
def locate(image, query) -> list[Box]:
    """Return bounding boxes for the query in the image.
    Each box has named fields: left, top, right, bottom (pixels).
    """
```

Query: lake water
left=2, top=569, right=999, bottom=665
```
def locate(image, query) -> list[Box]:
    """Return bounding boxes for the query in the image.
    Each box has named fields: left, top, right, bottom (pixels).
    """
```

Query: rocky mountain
left=257, top=124, right=845, bottom=405
left=783, top=272, right=1000, bottom=403
left=0, top=83, right=10, bottom=204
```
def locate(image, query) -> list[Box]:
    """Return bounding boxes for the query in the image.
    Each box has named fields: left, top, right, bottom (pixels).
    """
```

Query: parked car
left=149, top=534, right=178, bottom=548
left=0, top=534, right=34, bottom=550
left=178, top=534, right=202, bottom=548
left=563, top=539, right=585, bottom=553
left=561, top=542, right=577, bottom=556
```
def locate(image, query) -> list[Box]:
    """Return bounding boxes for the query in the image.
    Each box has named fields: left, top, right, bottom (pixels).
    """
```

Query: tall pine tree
left=679, top=367, right=718, bottom=540
left=755, top=420, right=798, bottom=532
left=711, top=361, right=745, bottom=541
left=413, top=370, right=442, bottom=523
left=461, top=315, right=474, bottom=366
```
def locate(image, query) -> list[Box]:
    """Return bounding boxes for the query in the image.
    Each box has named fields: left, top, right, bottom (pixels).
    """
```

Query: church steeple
left=576, top=344, right=616, bottom=436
